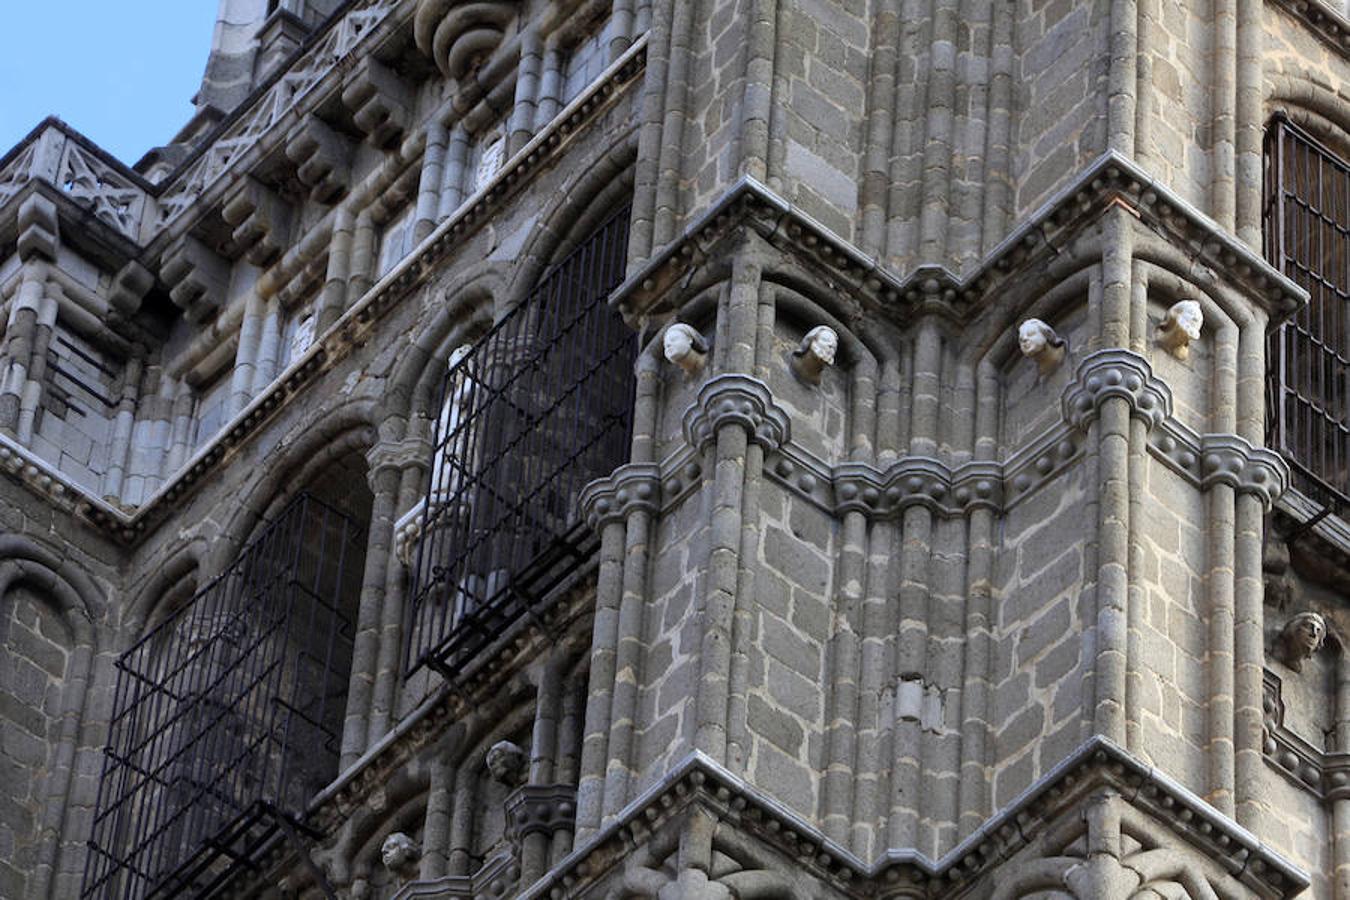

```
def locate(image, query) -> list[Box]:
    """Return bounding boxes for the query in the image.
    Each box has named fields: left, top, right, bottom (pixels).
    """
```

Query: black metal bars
left=405, top=205, right=635, bottom=678
left=81, top=494, right=362, bottom=900
left=1264, top=116, right=1350, bottom=510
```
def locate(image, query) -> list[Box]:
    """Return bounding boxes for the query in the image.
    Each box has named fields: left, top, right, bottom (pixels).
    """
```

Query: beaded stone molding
left=1262, top=669, right=1350, bottom=803
left=579, top=348, right=1290, bottom=531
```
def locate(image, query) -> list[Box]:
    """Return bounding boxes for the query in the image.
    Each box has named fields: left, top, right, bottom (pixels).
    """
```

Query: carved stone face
left=486, top=739, right=528, bottom=785
left=663, top=324, right=697, bottom=361
left=1172, top=300, right=1203, bottom=341
left=804, top=326, right=838, bottom=366
left=1278, top=611, right=1327, bottom=673
left=1018, top=319, right=1050, bottom=357
left=380, top=832, right=418, bottom=875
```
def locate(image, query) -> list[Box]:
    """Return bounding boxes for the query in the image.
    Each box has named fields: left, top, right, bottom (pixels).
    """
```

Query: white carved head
left=485, top=739, right=528, bottom=786
left=380, top=832, right=420, bottom=879
left=1277, top=611, right=1327, bottom=673
left=662, top=322, right=708, bottom=378
left=792, top=325, right=840, bottom=384
left=1158, top=300, right=1203, bottom=359
left=1017, top=318, right=1066, bottom=375
left=448, top=343, right=473, bottom=370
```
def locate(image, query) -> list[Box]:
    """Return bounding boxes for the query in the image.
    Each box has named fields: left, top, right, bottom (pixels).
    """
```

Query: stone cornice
left=1271, top=0, right=1350, bottom=56
left=612, top=153, right=1306, bottom=329
left=513, top=738, right=1308, bottom=900
left=5, top=37, right=649, bottom=545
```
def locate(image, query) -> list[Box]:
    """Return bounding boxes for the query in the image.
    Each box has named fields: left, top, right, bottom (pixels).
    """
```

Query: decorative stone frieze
left=284, top=117, right=351, bottom=204
left=1061, top=349, right=1172, bottom=433
left=681, top=374, right=791, bottom=452
left=579, top=463, right=661, bottom=531
left=829, top=458, right=1003, bottom=519
left=221, top=176, right=293, bottom=267
left=504, top=785, right=577, bottom=844
left=342, top=57, right=413, bottom=148
left=160, top=235, right=231, bottom=323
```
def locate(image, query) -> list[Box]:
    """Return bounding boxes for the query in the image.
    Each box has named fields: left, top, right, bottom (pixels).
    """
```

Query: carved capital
left=682, top=374, right=790, bottom=452
left=1151, top=427, right=1290, bottom=510
left=1061, top=350, right=1171, bottom=433
left=580, top=463, right=661, bottom=531
left=504, top=784, right=576, bottom=844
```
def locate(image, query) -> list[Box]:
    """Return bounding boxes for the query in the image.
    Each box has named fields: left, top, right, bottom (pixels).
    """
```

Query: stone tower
left=1, top=0, right=1348, bottom=898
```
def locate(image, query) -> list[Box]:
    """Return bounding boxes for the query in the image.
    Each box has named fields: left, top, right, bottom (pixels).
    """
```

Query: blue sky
left=0, top=4, right=220, bottom=165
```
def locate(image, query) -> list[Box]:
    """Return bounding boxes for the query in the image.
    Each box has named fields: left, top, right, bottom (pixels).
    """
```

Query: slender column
left=736, top=0, right=775, bottom=182
left=318, top=208, right=355, bottom=333
left=1094, top=209, right=1133, bottom=743
left=534, top=43, right=564, bottom=130
left=369, top=460, right=424, bottom=737
left=415, top=120, right=449, bottom=241
left=510, top=30, right=543, bottom=157
left=1334, top=659, right=1350, bottom=898
left=610, top=0, right=635, bottom=59
left=229, top=288, right=265, bottom=417
left=438, top=124, right=470, bottom=218
left=861, top=0, right=900, bottom=256
left=1234, top=0, right=1263, bottom=247
left=251, top=298, right=283, bottom=389
left=917, top=0, right=958, bottom=263
left=574, top=519, right=627, bottom=839
left=1234, top=320, right=1267, bottom=827
left=0, top=266, right=45, bottom=436
left=101, top=352, right=144, bottom=500
left=346, top=210, right=377, bottom=305
left=978, top=0, right=1013, bottom=256
left=1212, top=0, right=1237, bottom=231
left=601, top=508, right=651, bottom=822
left=14, top=291, right=56, bottom=445
left=1107, top=0, right=1138, bottom=156
left=651, top=0, right=695, bottom=249
left=341, top=462, right=398, bottom=768
left=447, top=767, right=477, bottom=876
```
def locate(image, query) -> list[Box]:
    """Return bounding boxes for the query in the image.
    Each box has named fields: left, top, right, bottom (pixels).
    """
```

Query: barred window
left=1264, top=116, right=1350, bottom=509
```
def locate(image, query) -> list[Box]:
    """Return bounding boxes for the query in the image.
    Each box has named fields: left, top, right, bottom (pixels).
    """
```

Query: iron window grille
left=81, top=494, right=362, bottom=900
left=1265, top=115, right=1350, bottom=511
left=405, top=204, right=635, bottom=678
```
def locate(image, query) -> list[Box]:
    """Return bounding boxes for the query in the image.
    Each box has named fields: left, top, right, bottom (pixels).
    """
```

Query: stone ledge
left=515, top=739, right=1309, bottom=900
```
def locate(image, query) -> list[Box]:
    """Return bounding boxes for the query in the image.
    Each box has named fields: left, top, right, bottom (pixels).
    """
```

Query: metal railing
left=82, top=494, right=363, bottom=900
left=405, top=205, right=635, bottom=678
left=1265, top=116, right=1350, bottom=510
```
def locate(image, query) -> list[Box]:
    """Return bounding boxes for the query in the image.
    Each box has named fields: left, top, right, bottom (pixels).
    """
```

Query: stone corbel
left=222, top=176, right=293, bottom=267
left=161, top=235, right=231, bottom=323
left=681, top=374, right=791, bottom=452
left=342, top=57, right=414, bottom=148
left=579, top=462, right=661, bottom=531
left=413, top=0, right=519, bottom=80
left=16, top=193, right=59, bottom=262
left=285, top=117, right=351, bottom=204
left=504, top=784, right=577, bottom=846
left=1061, top=349, right=1172, bottom=433
left=108, top=260, right=154, bottom=317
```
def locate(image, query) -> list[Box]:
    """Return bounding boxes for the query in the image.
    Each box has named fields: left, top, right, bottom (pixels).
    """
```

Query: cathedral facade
left=1, top=0, right=1349, bottom=897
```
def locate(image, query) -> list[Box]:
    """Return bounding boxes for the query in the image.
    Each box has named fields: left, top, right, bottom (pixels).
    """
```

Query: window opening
left=405, top=203, right=635, bottom=678
left=1264, top=115, right=1350, bottom=510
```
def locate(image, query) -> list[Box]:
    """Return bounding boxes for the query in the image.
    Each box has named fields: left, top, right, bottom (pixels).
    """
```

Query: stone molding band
left=579, top=349, right=1290, bottom=532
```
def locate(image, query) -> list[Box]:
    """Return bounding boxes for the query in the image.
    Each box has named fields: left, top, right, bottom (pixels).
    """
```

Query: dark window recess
left=405, top=204, right=635, bottom=678
left=81, top=494, right=363, bottom=900
left=1265, top=116, right=1350, bottom=510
